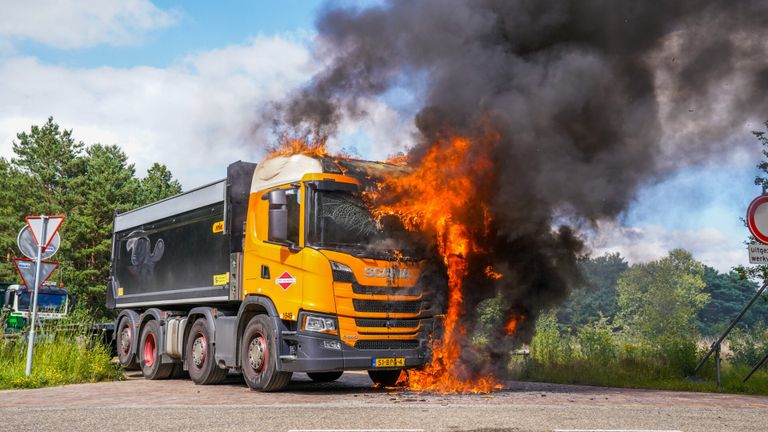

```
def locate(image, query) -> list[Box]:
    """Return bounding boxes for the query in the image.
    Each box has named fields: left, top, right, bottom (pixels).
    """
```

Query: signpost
left=695, top=194, right=768, bottom=385
left=15, top=215, right=64, bottom=376
left=696, top=195, right=768, bottom=385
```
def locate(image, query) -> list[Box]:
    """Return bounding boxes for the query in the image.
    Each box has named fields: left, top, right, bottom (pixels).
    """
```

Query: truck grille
left=355, top=339, right=420, bottom=350
left=352, top=299, right=422, bottom=314
left=355, top=318, right=421, bottom=328
left=352, top=282, right=422, bottom=296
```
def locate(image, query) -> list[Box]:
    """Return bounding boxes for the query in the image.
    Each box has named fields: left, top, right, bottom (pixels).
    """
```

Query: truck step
left=280, top=355, right=297, bottom=362
left=281, top=330, right=298, bottom=341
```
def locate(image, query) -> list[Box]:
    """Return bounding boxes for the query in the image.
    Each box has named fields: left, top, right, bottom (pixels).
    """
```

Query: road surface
left=1, top=371, right=766, bottom=431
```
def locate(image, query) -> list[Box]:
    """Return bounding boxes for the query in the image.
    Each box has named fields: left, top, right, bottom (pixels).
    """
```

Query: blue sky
left=15, top=1, right=326, bottom=69
left=0, top=0, right=762, bottom=272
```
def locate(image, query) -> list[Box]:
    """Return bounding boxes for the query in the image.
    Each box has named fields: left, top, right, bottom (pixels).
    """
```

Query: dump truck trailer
left=108, top=156, right=435, bottom=391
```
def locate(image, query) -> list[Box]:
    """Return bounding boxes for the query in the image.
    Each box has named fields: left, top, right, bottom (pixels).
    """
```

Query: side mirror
left=267, top=189, right=289, bottom=243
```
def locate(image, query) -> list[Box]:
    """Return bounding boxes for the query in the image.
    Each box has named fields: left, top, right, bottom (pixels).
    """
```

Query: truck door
left=244, top=186, right=305, bottom=320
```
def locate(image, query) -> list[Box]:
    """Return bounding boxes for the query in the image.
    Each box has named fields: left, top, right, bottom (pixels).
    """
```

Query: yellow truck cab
left=109, top=155, right=435, bottom=391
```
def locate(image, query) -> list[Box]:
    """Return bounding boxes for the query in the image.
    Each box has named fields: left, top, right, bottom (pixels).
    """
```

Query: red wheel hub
left=144, top=333, right=156, bottom=368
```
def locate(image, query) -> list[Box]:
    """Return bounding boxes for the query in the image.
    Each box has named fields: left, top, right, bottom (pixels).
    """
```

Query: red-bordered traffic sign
left=25, top=215, right=65, bottom=251
left=13, top=258, right=59, bottom=290
left=747, top=195, right=768, bottom=244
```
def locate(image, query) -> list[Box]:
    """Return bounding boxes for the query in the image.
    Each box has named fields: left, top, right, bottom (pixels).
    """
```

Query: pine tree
left=0, top=119, right=183, bottom=318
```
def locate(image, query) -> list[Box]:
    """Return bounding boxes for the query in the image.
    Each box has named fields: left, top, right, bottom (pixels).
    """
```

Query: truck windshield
left=17, top=291, right=67, bottom=313
left=307, top=190, right=380, bottom=248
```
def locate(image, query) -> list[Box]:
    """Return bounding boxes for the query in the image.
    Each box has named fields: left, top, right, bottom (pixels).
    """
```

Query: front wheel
left=240, top=315, right=292, bottom=392
left=307, top=371, right=343, bottom=382
left=368, top=370, right=403, bottom=387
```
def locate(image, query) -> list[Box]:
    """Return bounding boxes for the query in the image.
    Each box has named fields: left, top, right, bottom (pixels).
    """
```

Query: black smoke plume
left=272, top=0, right=768, bottom=377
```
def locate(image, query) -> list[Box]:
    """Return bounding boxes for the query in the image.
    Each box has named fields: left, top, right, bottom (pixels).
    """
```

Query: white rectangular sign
left=748, top=244, right=768, bottom=264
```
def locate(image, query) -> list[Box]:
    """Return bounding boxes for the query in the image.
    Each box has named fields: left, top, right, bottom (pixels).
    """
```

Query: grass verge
left=511, top=357, right=768, bottom=396
left=0, top=326, right=122, bottom=390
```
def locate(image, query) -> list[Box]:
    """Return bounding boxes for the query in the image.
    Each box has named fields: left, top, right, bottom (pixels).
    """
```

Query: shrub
left=577, top=317, right=616, bottom=365
left=729, top=326, right=768, bottom=367
left=531, top=310, right=573, bottom=365
left=657, top=336, right=698, bottom=376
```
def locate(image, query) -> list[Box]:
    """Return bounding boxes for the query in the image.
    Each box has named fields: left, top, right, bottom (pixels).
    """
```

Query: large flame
left=373, top=134, right=502, bottom=393
left=270, top=132, right=505, bottom=393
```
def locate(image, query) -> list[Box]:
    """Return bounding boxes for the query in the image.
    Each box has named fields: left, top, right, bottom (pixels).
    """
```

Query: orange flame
left=267, top=135, right=329, bottom=159
left=505, top=314, right=526, bottom=336
left=384, top=152, right=409, bottom=166
left=484, top=266, right=503, bottom=280
left=372, top=133, right=502, bottom=393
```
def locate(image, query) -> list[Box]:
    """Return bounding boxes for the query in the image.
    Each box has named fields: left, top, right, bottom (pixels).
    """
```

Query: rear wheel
left=307, top=371, right=343, bottom=382
left=116, top=316, right=138, bottom=370
left=368, top=370, right=402, bottom=387
left=186, top=319, right=228, bottom=385
left=139, top=320, right=173, bottom=380
left=240, top=315, right=292, bottom=392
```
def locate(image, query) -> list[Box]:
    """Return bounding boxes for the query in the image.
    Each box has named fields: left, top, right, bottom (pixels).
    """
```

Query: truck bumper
left=280, top=332, right=429, bottom=373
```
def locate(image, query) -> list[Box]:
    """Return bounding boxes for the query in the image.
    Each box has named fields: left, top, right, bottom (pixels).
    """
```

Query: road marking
left=289, top=430, right=424, bottom=432
left=554, top=430, right=682, bottom=432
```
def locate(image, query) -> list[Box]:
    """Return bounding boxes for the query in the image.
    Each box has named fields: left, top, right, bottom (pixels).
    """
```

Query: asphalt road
left=1, top=371, right=766, bottom=432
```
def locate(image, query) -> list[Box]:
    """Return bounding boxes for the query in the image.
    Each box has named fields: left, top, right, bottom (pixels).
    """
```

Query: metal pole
left=715, top=343, right=721, bottom=388
left=25, top=215, right=48, bottom=376
left=743, top=350, right=768, bottom=382
left=694, top=281, right=768, bottom=374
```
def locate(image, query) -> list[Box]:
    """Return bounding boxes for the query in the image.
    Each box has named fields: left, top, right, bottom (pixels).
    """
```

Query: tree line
left=0, top=118, right=181, bottom=318
left=556, top=251, right=768, bottom=337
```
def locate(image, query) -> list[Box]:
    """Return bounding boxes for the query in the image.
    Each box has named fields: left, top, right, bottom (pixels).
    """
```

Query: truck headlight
left=330, top=261, right=355, bottom=283
left=302, top=314, right=338, bottom=335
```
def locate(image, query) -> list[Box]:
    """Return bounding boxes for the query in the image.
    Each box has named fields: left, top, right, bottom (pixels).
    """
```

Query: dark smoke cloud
left=272, top=0, right=768, bottom=376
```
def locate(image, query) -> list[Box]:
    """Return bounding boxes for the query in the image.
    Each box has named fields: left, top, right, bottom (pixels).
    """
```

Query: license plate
left=373, top=357, right=405, bottom=367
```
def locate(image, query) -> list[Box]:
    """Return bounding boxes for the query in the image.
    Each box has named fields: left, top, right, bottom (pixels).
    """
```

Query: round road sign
left=17, top=225, right=60, bottom=259
left=747, top=195, right=768, bottom=244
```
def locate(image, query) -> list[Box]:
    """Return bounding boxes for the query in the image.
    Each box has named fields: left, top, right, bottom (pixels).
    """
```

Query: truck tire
left=307, top=371, right=343, bottom=382
left=139, top=320, right=173, bottom=380
left=116, top=316, right=139, bottom=370
left=368, top=370, right=402, bottom=387
left=240, top=315, right=292, bottom=392
left=186, top=319, right=227, bottom=385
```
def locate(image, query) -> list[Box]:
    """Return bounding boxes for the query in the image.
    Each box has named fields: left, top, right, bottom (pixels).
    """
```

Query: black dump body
left=107, top=162, right=256, bottom=310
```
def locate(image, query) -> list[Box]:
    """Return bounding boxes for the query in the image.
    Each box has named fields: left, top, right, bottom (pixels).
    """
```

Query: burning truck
left=108, top=152, right=440, bottom=391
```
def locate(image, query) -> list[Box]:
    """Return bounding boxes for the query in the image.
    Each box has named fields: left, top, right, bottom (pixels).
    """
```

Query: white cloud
left=588, top=220, right=747, bottom=272
left=0, top=35, right=316, bottom=186
left=0, top=33, right=418, bottom=188
left=0, top=0, right=178, bottom=49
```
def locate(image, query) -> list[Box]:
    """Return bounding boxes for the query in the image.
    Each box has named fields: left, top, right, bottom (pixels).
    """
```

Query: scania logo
left=364, top=267, right=410, bottom=278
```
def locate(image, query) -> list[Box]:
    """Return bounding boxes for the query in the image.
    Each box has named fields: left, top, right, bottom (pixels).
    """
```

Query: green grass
left=0, top=326, right=123, bottom=390
left=511, top=357, right=768, bottom=396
